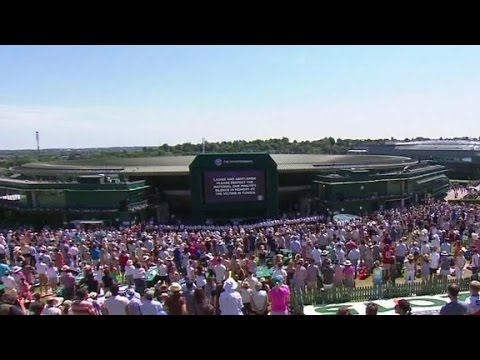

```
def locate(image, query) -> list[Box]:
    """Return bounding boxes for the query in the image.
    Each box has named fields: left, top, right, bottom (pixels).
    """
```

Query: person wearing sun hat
left=343, top=260, right=355, bottom=288
left=404, top=254, right=416, bottom=284
left=218, top=278, right=243, bottom=315
left=164, top=282, right=187, bottom=315
left=126, top=287, right=142, bottom=315
left=41, top=296, right=62, bottom=315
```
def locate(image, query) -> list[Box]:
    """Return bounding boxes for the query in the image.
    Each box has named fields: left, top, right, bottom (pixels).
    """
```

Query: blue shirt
left=91, top=248, right=100, bottom=261
left=439, top=301, right=467, bottom=315
left=0, top=263, right=10, bottom=277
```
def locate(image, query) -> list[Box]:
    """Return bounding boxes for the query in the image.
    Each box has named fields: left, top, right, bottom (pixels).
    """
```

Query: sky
left=1, top=45, right=480, bottom=150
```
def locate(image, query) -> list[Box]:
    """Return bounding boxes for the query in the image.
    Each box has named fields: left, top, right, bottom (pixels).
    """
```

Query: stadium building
left=355, top=140, right=480, bottom=179
left=0, top=153, right=449, bottom=226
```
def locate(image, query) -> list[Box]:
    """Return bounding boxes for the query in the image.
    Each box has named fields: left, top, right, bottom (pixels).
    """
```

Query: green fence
left=292, top=277, right=472, bottom=314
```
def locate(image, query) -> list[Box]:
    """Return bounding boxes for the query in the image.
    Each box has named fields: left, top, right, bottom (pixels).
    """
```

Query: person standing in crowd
left=455, top=250, right=466, bottom=284
left=183, top=281, right=196, bottom=315
left=394, top=299, right=412, bottom=315
left=239, top=281, right=253, bottom=315
left=305, top=260, right=320, bottom=299
left=36, top=258, right=48, bottom=295
left=429, top=247, right=440, bottom=282
left=372, top=260, right=383, bottom=300
left=164, top=282, right=187, bottom=315
left=133, top=262, right=147, bottom=295
left=471, top=249, right=480, bottom=280
left=336, top=307, right=353, bottom=315
left=421, top=255, right=430, bottom=284
left=395, top=238, right=408, bottom=275
left=293, top=259, right=307, bottom=296
left=29, top=293, right=45, bottom=315
left=321, top=259, right=334, bottom=291
left=140, top=289, right=167, bottom=315
left=439, top=284, right=467, bottom=315
left=250, top=282, right=269, bottom=315
left=70, top=288, right=97, bottom=315
left=439, top=251, right=451, bottom=283
left=268, top=276, right=290, bottom=315
left=404, top=254, right=416, bottom=284
left=0, top=292, right=26, bottom=315
left=347, top=243, right=360, bottom=277
left=365, top=302, right=378, bottom=315
left=102, top=284, right=130, bottom=315
left=382, top=244, right=395, bottom=282
left=126, top=288, right=143, bottom=315
left=1, top=270, right=17, bottom=292
left=46, top=262, right=59, bottom=295
left=62, top=268, right=77, bottom=300
left=189, top=288, right=214, bottom=315
left=464, top=280, right=480, bottom=315
left=41, top=297, right=62, bottom=315
left=219, top=278, right=243, bottom=315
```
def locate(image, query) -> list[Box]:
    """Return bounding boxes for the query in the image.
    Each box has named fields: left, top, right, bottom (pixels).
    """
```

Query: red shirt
left=55, top=252, right=64, bottom=268
left=383, top=249, right=395, bottom=264
left=119, top=253, right=129, bottom=267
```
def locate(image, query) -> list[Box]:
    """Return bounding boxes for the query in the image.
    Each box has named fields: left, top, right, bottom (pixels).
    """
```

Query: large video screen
left=203, top=170, right=266, bottom=204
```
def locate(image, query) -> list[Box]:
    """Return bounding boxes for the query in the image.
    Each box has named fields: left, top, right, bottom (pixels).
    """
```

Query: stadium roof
left=14, top=154, right=417, bottom=177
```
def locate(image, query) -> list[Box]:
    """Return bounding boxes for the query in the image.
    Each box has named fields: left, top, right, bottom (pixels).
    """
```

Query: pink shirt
left=333, top=265, right=344, bottom=284
left=343, top=266, right=355, bottom=279
left=269, top=285, right=290, bottom=312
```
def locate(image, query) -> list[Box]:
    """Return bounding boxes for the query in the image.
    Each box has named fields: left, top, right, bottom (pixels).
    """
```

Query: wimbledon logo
left=214, top=158, right=223, bottom=167
left=303, top=292, right=471, bottom=315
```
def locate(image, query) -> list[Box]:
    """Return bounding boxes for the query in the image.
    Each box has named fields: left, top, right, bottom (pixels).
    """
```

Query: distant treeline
left=0, top=136, right=475, bottom=169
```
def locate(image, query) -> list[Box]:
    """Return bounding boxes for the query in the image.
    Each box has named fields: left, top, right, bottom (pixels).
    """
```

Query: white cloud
left=1, top=91, right=479, bottom=149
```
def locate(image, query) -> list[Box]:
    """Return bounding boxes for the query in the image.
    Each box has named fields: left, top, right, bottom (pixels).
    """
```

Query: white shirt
left=186, top=266, right=195, bottom=280
left=46, top=267, right=59, bottom=279
left=472, top=253, right=480, bottom=268
left=36, top=262, right=48, bottom=275
left=145, top=240, right=154, bottom=252
left=124, top=265, right=135, bottom=277
left=68, top=246, right=79, bottom=256
left=464, top=295, right=480, bottom=315
left=157, top=264, right=168, bottom=277
left=103, top=295, right=130, bottom=315
left=195, top=275, right=207, bottom=288
left=348, top=248, right=360, bottom=261
left=1, top=275, right=17, bottom=289
left=133, top=268, right=146, bottom=280
left=239, top=288, right=252, bottom=304
left=246, top=276, right=259, bottom=289
left=219, top=291, right=244, bottom=315
left=430, top=252, right=440, bottom=269
left=251, top=289, right=268, bottom=311
left=41, top=306, right=62, bottom=315
left=405, top=260, right=415, bottom=272
left=213, top=264, right=227, bottom=282
left=421, top=244, right=430, bottom=255
left=0, top=244, right=5, bottom=255
left=312, top=248, right=322, bottom=264
left=272, top=269, right=287, bottom=280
